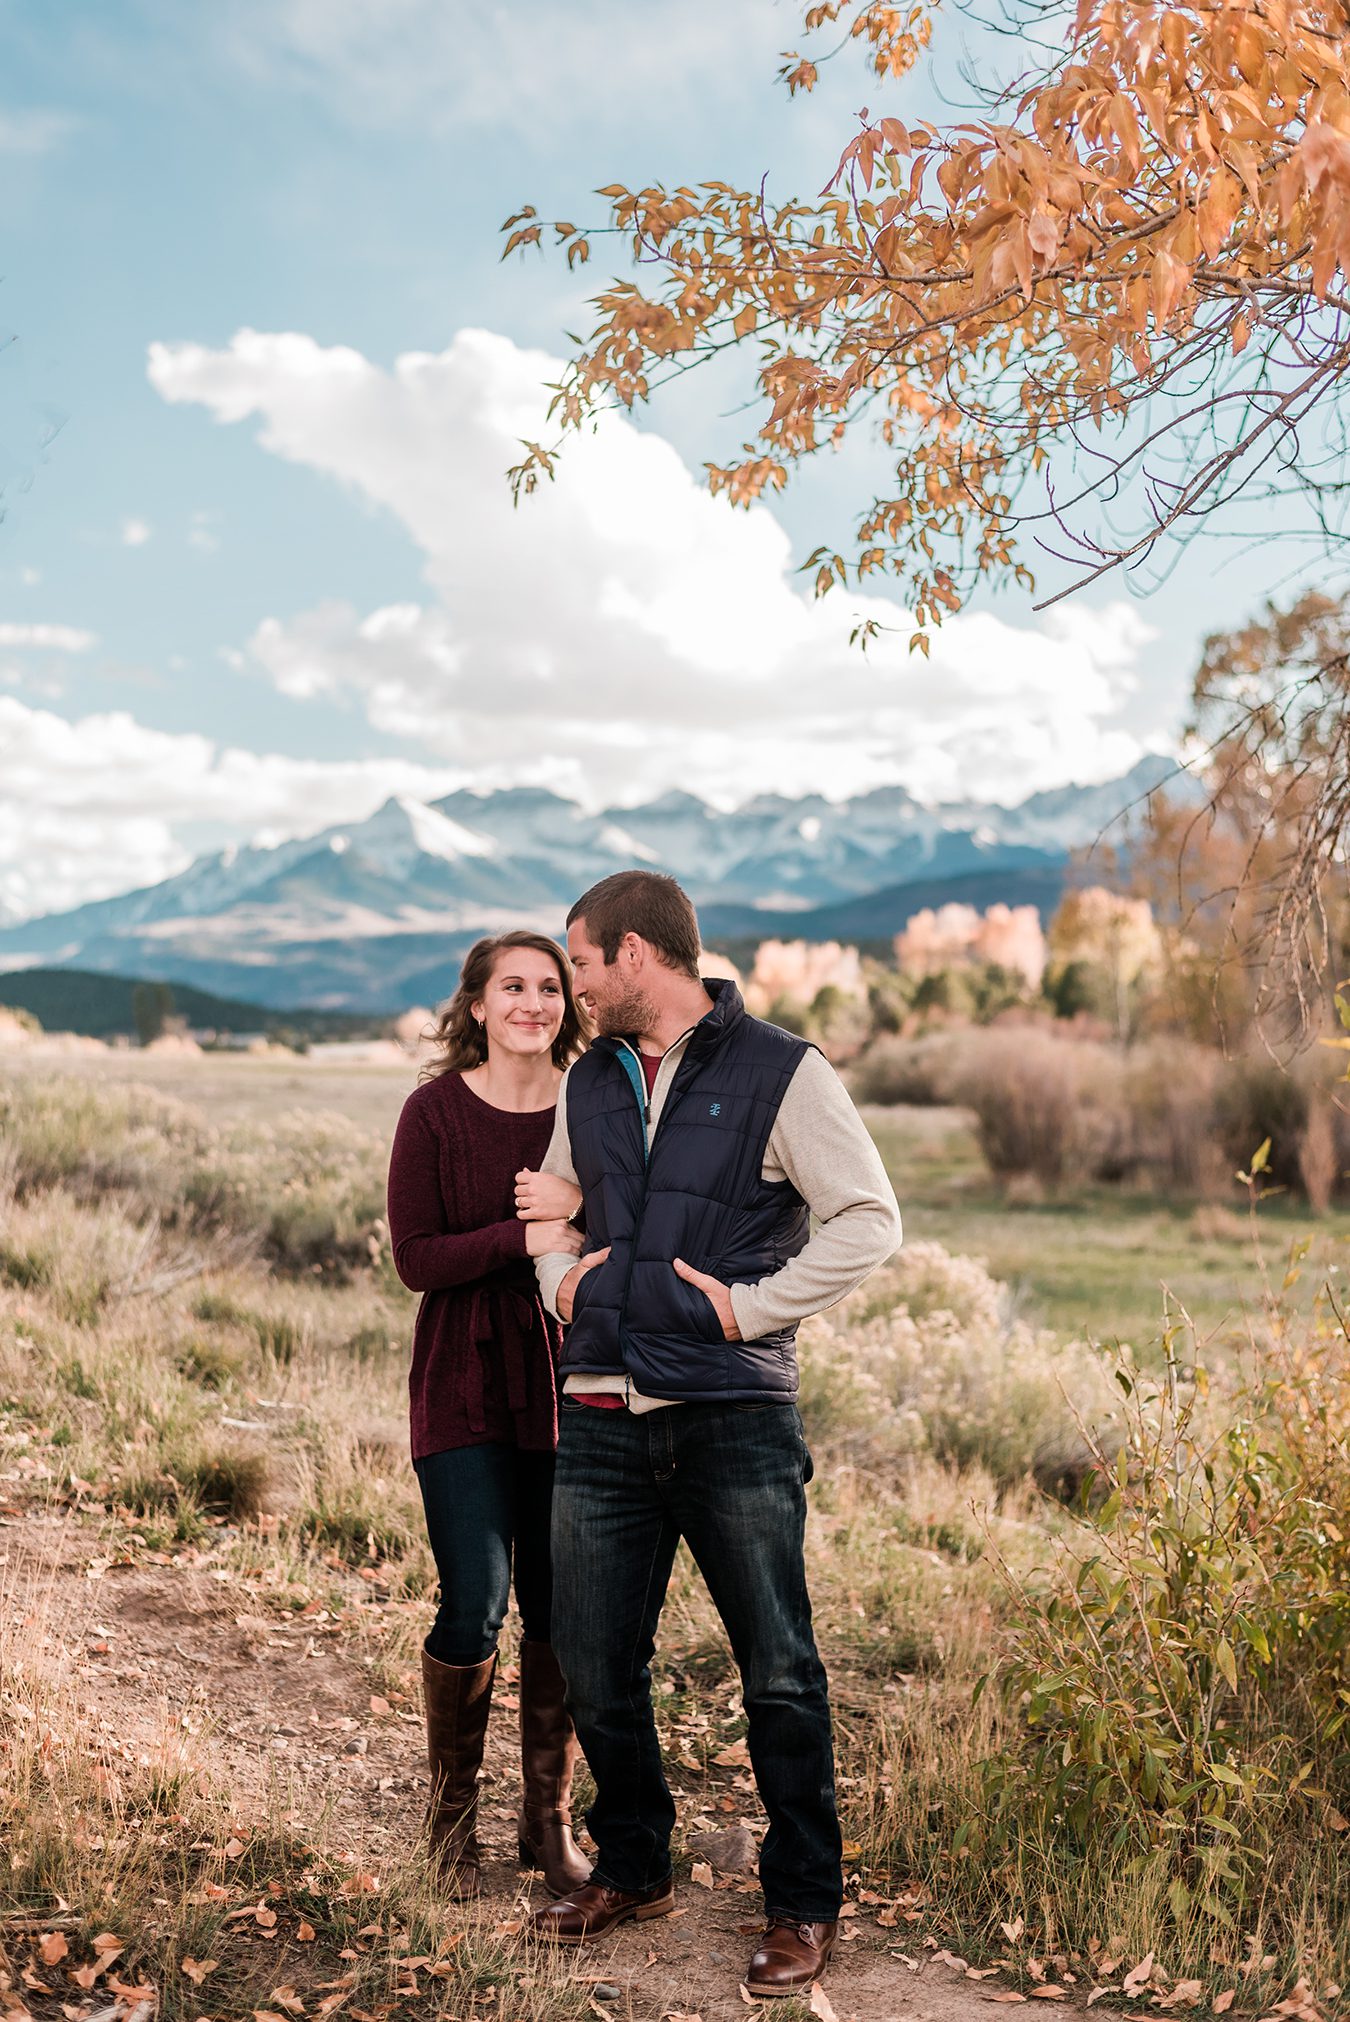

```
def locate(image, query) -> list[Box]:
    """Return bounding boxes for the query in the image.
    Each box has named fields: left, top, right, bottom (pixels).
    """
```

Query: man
left=522, top=870, right=901, bottom=2000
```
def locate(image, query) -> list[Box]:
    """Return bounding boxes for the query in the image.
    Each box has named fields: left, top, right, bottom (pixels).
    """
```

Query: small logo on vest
left=709, top=1102, right=722, bottom=1117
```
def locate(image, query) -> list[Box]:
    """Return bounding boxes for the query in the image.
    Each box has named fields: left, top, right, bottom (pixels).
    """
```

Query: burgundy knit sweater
left=387, top=1072, right=563, bottom=1461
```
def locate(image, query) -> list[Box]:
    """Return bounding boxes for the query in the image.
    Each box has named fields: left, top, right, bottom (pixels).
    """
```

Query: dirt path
left=3, top=1508, right=1020, bottom=2022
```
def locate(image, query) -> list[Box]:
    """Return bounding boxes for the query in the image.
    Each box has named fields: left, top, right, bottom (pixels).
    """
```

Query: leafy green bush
left=980, top=1259, right=1350, bottom=1932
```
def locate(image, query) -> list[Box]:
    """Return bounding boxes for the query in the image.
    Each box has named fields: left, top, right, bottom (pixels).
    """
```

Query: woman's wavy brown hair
left=419, top=930, right=588, bottom=1082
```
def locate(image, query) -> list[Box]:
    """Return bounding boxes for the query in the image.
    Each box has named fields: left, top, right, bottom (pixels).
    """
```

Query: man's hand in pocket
left=673, top=1258, right=743, bottom=1342
left=557, top=1246, right=611, bottom=1323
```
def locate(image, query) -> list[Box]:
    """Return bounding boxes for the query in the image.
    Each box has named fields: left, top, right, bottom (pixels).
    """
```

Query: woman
left=386, top=929, right=590, bottom=1898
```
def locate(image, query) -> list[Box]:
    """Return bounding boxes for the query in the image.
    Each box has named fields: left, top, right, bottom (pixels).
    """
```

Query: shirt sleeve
left=728, top=1048, right=902, bottom=1340
left=386, top=1095, right=528, bottom=1292
left=533, top=1064, right=583, bottom=1319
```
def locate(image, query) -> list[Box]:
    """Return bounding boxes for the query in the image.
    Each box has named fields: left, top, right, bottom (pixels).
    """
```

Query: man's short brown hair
left=567, top=870, right=701, bottom=978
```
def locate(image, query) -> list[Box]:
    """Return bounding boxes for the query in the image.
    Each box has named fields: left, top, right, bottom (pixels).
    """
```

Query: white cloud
left=148, top=325, right=1155, bottom=809
left=0, top=694, right=483, bottom=923
left=121, top=517, right=152, bottom=547
left=0, top=623, right=96, bottom=652
left=187, top=509, right=221, bottom=553
left=19, top=567, right=41, bottom=588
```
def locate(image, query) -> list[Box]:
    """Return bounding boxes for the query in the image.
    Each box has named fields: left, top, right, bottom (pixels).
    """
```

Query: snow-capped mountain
left=0, top=756, right=1179, bottom=1010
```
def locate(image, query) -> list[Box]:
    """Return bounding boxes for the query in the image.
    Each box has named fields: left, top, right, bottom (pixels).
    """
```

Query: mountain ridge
left=0, top=755, right=1179, bottom=1010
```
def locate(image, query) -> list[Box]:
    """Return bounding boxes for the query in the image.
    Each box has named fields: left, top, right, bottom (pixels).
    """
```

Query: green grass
left=866, top=1103, right=1350, bottom=1345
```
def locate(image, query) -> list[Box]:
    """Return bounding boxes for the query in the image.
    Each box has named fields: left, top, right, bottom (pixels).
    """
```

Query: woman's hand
left=524, top=1218, right=584, bottom=1259
left=515, top=1168, right=583, bottom=1223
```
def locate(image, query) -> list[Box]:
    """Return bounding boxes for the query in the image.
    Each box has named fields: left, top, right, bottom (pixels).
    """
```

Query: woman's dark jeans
left=551, top=1399, right=842, bottom=1922
left=415, top=1443, right=556, bottom=1666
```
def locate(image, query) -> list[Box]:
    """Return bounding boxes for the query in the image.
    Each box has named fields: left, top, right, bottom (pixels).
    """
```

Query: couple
left=386, top=870, right=901, bottom=2000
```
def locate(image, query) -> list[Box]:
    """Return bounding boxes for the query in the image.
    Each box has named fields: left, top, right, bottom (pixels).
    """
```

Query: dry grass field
left=2, top=1049, right=1347, bottom=2022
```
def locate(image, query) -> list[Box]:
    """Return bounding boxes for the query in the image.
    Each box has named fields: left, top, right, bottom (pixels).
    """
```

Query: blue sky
left=0, top=0, right=1324, bottom=922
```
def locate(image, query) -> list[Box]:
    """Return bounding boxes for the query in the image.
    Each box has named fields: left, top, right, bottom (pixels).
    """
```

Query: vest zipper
left=608, top=1028, right=704, bottom=1392
left=611, top=1041, right=654, bottom=1386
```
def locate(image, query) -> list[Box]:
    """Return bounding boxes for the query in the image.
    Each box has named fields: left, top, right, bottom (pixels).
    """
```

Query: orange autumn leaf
left=505, top=0, right=1350, bottom=627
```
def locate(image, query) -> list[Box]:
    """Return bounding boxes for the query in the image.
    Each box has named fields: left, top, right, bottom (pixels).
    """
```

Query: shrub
left=112, top=1437, right=272, bottom=1524
left=0, top=1075, right=391, bottom=1276
left=0, top=1239, right=50, bottom=1292
left=849, top=1032, right=975, bottom=1106
left=192, top=1290, right=306, bottom=1363
left=953, top=1028, right=1130, bottom=1184
left=1121, top=1039, right=1228, bottom=1195
left=1212, top=1055, right=1310, bottom=1192
left=799, top=1241, right=1121, bottom=1493
left=980, top=1271, right=1350, bottom=1934
left=174, top=1334, right=246, bottom=1389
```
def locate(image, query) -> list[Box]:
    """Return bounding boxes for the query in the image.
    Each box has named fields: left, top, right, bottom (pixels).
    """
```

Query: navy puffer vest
left=560, top=979, right=811, bottom=1403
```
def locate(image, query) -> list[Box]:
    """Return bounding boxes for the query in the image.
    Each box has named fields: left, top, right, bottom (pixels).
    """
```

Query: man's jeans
left=551, top=1398, right=842, bottom=1921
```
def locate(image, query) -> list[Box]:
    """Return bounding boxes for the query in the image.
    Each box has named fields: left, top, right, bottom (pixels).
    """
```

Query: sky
left=0, top=0, right=1325, bottom=923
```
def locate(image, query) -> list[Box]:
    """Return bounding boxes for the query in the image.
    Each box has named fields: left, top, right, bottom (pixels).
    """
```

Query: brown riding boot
left=516, top=1639, right=591, bottom=1894
left=422, top=1646, right=496, bottom=1897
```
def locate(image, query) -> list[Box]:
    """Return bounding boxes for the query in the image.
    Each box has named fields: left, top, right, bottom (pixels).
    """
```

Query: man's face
left=567, top=918, right=651, bottom=1038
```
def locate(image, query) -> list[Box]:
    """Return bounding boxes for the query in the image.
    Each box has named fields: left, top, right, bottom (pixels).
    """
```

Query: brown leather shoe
left=516, top=1639, right=591, bottom=1895
left=745, top=1919, right=838, bottom=1996
left=531, top=1877, right=676, bottom=1944
left=421, top=1646, right=495, bottom=1898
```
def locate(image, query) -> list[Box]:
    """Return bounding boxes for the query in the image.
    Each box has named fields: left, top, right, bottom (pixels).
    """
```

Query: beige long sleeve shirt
left=534, top=1035, right=902, bottom=1410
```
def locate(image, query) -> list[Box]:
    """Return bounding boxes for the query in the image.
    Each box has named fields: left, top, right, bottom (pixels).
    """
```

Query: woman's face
left=475, top=947, right=566, bottom=1062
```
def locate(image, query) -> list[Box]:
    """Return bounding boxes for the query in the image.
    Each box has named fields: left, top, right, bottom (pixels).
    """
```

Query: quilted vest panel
left=560, top=980, right=811, bottom=1402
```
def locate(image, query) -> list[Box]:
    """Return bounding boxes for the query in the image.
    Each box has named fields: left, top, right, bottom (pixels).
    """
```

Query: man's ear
left=620, top=931, right=645, bottom=971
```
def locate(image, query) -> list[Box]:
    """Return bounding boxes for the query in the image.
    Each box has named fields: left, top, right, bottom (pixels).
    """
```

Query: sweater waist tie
left=465, top=1282, right=550, bottom=1435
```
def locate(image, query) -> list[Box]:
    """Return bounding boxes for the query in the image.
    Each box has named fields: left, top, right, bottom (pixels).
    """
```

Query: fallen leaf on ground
left=690, top=1862, right=714, bottom=1889
left=255, top=1905, right=279, bottom=1930
left=987, top=1995, right=1027, bottom=2005
left=296, top=1923, right=316, bottom=1944
left=38, top=1936, right=68, bottom=1966
left=1030, top=1987, right=1068, bottom=2000
left=1261, top=1976, right=1324, bottom=2022
left=713, top=1740, right=750, bottom=1768
left=181, top=1960, right=218, bottom=1986
left=1087, top=1989, right=1121, bottom=2007
left=369, top=1695, right=391, bottom=1716
left=1213, top=1997, right=1235, bottom=2016
left=1124, top=1955, right=1156, bottom=1997
left=1003, top=1918, right=1026, bottom=1945
left=223, top=1838, right=245, bottom=1859
left=1157, top=1981, right=1204, bottom=2010
left=809, top=1987, right=838, bottom=2022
